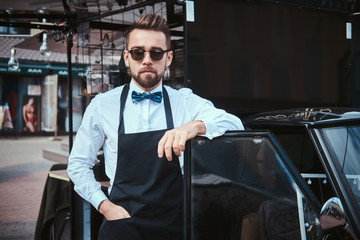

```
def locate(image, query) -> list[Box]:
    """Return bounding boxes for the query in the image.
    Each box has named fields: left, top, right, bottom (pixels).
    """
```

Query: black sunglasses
left=128, top=49, right=169, bottom=61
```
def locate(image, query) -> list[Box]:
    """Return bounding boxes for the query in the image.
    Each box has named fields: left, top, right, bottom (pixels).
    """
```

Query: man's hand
left=98, top=200, right=131, bottom=221
left=158, top=120, right=206, bottom=161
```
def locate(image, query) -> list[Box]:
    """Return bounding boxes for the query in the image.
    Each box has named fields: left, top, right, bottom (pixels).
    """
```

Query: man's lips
left=140, top=68, right=155, bottom=74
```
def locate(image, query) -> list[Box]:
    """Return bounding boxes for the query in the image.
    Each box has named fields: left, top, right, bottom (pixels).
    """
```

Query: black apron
left=97, top=84, right=184, bottom=240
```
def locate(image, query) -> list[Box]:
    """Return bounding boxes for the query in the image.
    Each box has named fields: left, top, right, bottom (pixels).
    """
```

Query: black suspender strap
left=162, top=85, right=174, bottom=129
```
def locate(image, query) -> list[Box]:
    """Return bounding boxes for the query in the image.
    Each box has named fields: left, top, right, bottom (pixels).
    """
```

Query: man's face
left=124, top=29, right=173, bottom=91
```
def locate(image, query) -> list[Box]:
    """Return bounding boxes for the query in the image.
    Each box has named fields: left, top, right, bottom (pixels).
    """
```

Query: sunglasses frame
left=127, top=49, right=170, bottom=62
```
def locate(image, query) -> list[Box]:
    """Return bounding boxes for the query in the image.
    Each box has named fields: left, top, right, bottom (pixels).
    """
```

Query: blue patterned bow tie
left=131, top=90, right=162, bottom=103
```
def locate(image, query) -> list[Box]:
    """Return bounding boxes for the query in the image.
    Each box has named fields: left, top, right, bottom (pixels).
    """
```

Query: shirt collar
left=129, top=80, right=163, bottom=94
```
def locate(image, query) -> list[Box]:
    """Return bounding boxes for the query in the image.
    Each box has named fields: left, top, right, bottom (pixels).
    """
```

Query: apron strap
left=118, top=83, right=174, bottom=134
left=118, top=84, right=129, bottom=134
left=162, top=85, right=174, bottom=130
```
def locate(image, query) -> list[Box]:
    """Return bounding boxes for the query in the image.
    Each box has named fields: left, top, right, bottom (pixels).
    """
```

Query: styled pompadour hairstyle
left=125, top=14, right=171, bottom=49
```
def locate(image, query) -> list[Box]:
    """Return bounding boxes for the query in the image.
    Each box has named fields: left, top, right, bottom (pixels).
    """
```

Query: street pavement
left=0, top=135, right=67, bottom=240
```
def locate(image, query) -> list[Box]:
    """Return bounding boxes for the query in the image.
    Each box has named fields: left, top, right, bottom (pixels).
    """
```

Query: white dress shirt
left=67, top=80, right=244, bottom=210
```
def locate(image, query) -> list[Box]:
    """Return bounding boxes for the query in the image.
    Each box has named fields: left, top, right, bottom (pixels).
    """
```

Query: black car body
left=243, top=108, right=360, bottom=239
left=183, top=107, right=360, bottom=240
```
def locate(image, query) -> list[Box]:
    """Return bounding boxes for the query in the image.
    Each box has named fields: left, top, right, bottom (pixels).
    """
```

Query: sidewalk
left=0, top=136, right=67, bottom=240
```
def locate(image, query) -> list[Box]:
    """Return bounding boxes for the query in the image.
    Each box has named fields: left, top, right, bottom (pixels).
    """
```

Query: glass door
left=184, top=131, right=321, bottom=240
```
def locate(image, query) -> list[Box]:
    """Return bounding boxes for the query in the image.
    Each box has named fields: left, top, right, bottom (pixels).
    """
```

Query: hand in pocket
left=99, top=199, right=131, bottom=221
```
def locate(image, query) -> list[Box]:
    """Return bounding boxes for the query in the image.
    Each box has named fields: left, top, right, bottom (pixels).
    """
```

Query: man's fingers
left=158, top=138, right=165, bottom=158
left=164, top=133, right=174, bottom=161
left=159, top=122, right=202, bottom=161
left=121, top=207, right=131, bottom=218
left=172, top=134, right=181, bottom=157
left=179, top=134, right=187, bottom=152
left=102, top=201, right=131, bottom=221
left=158, top=131, right=174, bottom=161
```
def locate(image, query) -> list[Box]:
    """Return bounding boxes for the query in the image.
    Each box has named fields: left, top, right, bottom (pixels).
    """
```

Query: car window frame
left=307, top=123, right=360, bottom=237
left=184, top=130, right=322, bottom=239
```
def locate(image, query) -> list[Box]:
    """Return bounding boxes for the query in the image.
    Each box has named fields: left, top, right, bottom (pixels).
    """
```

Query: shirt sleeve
left=179, top=88, right=244, bottom=139
left=66, top=96, right=108, bottom=210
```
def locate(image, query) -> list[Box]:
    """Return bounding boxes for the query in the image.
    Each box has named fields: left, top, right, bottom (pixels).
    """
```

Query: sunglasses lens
left=150, top=50, right=164, bottom=61
left=129, top=49, right=167, bottom=61
left=130, top=50, right=145, bottom=61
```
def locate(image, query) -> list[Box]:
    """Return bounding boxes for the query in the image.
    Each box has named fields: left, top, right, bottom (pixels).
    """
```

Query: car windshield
left=320, top=125, right=360, bottom=207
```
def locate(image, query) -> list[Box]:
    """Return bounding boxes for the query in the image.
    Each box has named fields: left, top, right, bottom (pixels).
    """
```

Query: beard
left=130, top=66, right=165, bottom=90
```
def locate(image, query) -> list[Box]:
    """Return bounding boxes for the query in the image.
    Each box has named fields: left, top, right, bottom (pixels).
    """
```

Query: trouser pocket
left=97, top=217, right=141, bottom=240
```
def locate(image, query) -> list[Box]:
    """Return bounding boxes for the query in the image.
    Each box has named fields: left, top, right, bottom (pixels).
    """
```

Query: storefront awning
left=0, top=61, right=87, bottom=77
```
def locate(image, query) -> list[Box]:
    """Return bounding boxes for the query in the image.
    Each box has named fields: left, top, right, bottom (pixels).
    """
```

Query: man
left=67, top=14, right=244, bottom=239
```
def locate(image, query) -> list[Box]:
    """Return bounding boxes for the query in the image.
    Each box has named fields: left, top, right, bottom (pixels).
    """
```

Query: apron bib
left=98, top=84, right=184, bottom=240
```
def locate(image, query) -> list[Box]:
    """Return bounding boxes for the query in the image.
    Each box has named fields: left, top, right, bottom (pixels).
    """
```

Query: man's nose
left=142, top=52, right=153, bottom=64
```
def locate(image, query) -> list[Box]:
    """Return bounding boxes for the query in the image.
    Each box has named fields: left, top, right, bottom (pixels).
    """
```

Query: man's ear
left=123, top=50, right=130, bottom=67
left=166, top=51, right=173, bottom=68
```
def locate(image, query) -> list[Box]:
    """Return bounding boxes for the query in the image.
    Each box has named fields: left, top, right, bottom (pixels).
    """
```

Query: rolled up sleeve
left=66, top=97, right=108, bottom=209
left=179, top=88, right=244, bottom=139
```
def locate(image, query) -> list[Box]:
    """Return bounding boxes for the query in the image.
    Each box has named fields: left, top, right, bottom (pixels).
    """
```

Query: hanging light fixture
left=8, top=47, right=19, bottom=71
left=110, top=42, right=116, bottom=55
left=39, top=18, right=51, bottom=56
left=39, top=32, right=51, bottom=57
left=102, top=33, right=111, bottom=48
left=81, top=33, right=90, bottom=47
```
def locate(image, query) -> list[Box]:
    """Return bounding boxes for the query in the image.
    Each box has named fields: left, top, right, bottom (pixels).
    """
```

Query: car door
left=307, top=123, right=360, bottom=238
left=184, top=131, right=322, bottom=240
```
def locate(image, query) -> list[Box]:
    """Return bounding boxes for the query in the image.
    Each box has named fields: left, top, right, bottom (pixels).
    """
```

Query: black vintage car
left=184, top=108, right=360, bottom=240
